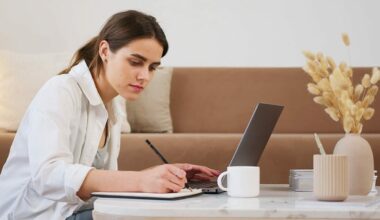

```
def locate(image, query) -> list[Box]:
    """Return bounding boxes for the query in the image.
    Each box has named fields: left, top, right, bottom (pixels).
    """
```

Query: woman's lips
left=129, top=84, right=144, bottom=92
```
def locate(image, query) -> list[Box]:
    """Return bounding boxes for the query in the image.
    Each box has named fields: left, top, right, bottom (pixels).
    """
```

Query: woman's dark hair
left=59, top=10, right=168, bottom=75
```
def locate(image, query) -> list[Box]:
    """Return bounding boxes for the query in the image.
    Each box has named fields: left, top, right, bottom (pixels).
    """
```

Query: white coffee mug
left=217, top=166, right=260, bottom=197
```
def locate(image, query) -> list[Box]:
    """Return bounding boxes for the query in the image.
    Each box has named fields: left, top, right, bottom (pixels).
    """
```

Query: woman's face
left=100, top=38, right=163, bottom=101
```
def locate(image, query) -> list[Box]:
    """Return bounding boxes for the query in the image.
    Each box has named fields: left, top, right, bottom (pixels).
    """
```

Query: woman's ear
left=99, top=40, right=110, bottom=63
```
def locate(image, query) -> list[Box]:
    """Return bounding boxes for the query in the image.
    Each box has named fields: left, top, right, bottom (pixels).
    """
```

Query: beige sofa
left=1, top=67, right=379, bottom=185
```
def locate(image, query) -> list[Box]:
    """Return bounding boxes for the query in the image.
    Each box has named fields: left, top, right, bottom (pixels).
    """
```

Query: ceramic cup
left=313, top=154, right=348, bottom=201
left=217, top=166, right=260, bottom=197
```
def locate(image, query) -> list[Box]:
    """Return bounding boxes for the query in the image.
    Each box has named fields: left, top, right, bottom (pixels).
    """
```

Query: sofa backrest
left=170, top=67, right=379, bottom=133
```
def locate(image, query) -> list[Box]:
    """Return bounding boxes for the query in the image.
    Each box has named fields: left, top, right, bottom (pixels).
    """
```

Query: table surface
left=93, top=184, right=380, bottom=219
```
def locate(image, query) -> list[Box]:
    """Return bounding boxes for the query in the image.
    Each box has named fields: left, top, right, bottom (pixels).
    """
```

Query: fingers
left=175, top=163, right=220, bottom=176
left=167, top=179, right=185, bottom=192
left=164, top=180, right=184, bottom=193
left=155, top=178, right=183, bottom=193
left=208, top=168, right=221, bottom=176
left=191, top=174, right=213, bottom=181
left=166, top=164, right=187, bottom=179
left=174, top=163, right=192, bottom=171
left=161, top=165, right=186, bottom=191
left=165, top=170, right=186, bottom=189
left=185, top=164, right=220, bottom=177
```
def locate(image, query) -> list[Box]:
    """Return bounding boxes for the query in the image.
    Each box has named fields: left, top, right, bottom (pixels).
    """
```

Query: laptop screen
left=229, top=103, right=284, bottom=167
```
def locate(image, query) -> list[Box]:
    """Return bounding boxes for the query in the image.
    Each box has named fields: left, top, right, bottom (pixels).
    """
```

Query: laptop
left=188, top=103, right=284, bottom=193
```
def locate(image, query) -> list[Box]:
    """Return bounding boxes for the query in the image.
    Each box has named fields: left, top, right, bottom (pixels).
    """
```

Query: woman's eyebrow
left=131, top=53, right=161, bottom=65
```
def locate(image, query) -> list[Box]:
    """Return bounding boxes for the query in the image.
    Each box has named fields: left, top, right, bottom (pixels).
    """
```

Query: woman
left=0, top=10, right=219, bottom=220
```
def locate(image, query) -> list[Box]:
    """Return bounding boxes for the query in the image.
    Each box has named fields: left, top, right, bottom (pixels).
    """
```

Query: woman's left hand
left=174, top=163, right=220, bottom=181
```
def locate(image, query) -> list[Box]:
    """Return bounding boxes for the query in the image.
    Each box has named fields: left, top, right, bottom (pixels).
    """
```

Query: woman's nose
left=137, top=68, right=150, bottom=81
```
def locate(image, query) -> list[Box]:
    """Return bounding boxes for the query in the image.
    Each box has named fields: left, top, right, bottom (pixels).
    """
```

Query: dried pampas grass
left=302, top=33, right=379, bottom=134
left=342, top=33, right=350, bottom=47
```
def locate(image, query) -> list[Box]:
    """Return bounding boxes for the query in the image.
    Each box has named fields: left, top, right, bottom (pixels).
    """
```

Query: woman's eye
left=149, top=66, right=157, bottom=72
left=149, top=64, right=160, bottom=72
left=129, top=60, right=141, bottom=66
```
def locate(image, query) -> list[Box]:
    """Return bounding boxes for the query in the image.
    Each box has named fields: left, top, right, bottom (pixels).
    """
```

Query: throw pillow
left=126, top=67, right=173, bottom=133
left=0, top=50, right=71, bottom=131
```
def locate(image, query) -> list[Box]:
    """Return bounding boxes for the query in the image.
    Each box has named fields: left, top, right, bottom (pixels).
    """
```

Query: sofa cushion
left=127, top=67, right=173, bottom=133
left=119, top=133, right=380, bottom=184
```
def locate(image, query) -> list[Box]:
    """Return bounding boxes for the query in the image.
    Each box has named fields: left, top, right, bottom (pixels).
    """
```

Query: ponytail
left=58, top=36, right=102, bottom=75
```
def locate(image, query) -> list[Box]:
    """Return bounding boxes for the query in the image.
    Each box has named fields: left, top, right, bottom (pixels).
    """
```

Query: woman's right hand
left=137, top=164, right=187, bottom=193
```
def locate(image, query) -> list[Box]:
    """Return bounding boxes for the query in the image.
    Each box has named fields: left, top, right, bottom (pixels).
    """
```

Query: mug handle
left=217, top=171, right=228, bottom=191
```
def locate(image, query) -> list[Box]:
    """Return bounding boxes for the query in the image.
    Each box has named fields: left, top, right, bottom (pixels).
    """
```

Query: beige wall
left=0, top=0, right=379, bottom=67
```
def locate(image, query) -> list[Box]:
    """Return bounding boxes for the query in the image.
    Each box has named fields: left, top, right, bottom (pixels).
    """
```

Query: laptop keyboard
left=188, top=181, right=218, bottom=189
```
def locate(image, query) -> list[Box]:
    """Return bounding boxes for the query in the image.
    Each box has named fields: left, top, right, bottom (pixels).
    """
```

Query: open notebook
left=91, top=188, right=202, bottom=200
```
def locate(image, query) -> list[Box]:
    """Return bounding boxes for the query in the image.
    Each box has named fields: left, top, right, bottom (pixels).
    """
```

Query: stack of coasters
left=372, top=170, right=378, bottom=193
left=289, top=169, right=313, bottom=192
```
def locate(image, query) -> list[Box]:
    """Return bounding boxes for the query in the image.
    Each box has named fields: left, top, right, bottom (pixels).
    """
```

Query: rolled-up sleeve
left=27, top=78, right=93, bottom=203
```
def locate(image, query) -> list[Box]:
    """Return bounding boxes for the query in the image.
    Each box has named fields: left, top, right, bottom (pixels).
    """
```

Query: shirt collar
left=69, top=60, right=124, bottom=124
left=69, top=60, right=103, bottom=106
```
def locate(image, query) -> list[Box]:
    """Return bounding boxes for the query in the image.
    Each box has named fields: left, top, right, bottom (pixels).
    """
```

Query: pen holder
left=313, top=154, right=348, bottom=201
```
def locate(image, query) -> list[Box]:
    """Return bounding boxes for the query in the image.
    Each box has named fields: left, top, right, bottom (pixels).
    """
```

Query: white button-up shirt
left=0, top=60, right=123, bottom=219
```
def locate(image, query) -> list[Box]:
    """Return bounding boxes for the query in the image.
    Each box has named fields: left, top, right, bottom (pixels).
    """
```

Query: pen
left=145, top=139, right=192, bottom=191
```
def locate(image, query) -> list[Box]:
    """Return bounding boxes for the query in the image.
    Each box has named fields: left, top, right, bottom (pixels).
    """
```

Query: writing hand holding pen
left=145, top=139, right=192, bottom=191
left=137, top=163, right=188, bottom=193
left=145, top=139, right=221, bottom=191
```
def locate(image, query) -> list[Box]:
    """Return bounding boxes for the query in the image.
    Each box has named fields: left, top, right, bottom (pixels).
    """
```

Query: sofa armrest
left=0, top=131, right=15, bottom=171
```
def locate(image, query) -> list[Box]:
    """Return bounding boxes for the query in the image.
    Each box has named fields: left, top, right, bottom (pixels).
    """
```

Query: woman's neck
left=91, top=70, right=117, bottom=104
